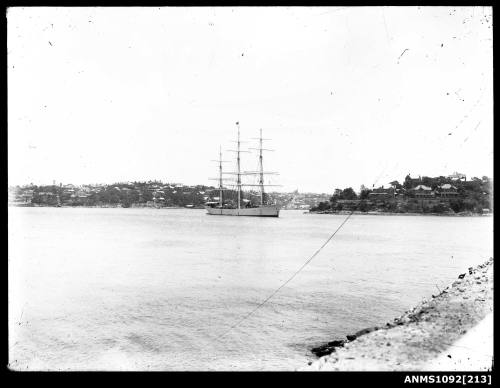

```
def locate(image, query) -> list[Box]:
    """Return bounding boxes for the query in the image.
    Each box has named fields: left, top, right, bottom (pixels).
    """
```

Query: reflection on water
left=9, top=208, right=493, bottom=370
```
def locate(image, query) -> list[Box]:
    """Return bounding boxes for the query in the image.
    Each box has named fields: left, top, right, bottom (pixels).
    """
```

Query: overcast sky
left=8, top=6, right=493, bottom=193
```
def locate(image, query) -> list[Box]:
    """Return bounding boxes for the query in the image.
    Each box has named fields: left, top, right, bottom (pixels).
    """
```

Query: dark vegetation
left=310, top=175, right=493, bottom=215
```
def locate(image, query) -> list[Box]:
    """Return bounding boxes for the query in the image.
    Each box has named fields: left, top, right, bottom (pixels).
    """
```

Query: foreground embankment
left=303, top=257, right=493, bottom=371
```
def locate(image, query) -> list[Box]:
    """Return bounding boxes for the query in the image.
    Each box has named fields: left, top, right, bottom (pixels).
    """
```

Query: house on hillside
left=448, top=172, right=467, bottom=181
left=413, top=185, right=435, bottom=198
left=20, top=189, right=34, bottom=203
left=368, top=187, right=395, bottom=200
left=437, top=184, right=459, bottom=198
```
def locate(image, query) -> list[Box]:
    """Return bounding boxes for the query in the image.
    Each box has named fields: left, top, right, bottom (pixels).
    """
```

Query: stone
left=355, top=326, right=379, bottom=337
left=458, top=273, right=466, bottom=279
left=346, top=334, right=357, bottom=341
left=311, top=339, right=346, bottom=357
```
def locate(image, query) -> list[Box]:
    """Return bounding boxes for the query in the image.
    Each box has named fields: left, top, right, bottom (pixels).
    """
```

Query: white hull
left=205, top=205, right=280, bottom=217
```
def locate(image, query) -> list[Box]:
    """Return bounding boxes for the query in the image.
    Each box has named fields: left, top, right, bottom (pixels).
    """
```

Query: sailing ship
left=205, top=122, right=280, bottom=217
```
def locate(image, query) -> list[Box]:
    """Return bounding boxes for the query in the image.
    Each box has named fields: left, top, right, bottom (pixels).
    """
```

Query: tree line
left=310, top=175, right=493, bottom=214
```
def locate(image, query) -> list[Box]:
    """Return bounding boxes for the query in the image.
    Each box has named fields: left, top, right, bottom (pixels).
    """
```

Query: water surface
left=8, top=208, right=493, bottom=370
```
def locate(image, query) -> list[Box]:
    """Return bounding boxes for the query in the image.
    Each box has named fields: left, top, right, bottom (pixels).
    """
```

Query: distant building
left=413, top=185, right=435, bottom=198
left=437, top=184, right=458, bottom=198
left=448, top=172, right=466, bottom=181
left=20, top=189, right=34, bottom=203
left=368, top=187, right=395, bottom=200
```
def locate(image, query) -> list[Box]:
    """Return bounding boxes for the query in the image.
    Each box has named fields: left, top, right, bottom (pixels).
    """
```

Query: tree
left=340, top=187, right=357, bottom=200
left=384, top=201, right=397, bottom=212
left=359, top=189, right=371, bottom=200
left=311, top=201, right=330, bottom=212
left=389, top=180, right=402, bottom=189
left=358, top=201, right=370, bottom=212
left=317, top=201, right=331, bottom=211
left=403, top=174, right=414, bottom=190
left=431, top=203, right=449, bottom=213
left=449, top=199, right=464, bottom=213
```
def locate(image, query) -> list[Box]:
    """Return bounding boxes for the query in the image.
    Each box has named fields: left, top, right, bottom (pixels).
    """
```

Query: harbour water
left=8, top=207, right=493, bottom=370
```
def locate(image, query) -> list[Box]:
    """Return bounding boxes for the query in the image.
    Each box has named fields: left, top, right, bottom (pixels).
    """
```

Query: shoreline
left=9, top=204, right=493, bottom=217
left=303, top=257, right=494, bottom=371
left=8, top=204, right=202, bottom=210
left=308, top=210, right=492, bottom=217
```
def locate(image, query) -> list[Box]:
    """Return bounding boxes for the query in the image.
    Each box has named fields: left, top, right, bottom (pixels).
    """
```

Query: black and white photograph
left=7, top=6, right=493, bottom=373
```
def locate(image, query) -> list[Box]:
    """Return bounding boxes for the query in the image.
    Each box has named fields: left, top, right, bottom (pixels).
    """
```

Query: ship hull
left=205, top=205, right=280, bottom=217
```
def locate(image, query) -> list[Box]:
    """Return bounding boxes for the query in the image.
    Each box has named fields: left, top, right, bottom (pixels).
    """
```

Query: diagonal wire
left=216, top=210, right=355, bottom=341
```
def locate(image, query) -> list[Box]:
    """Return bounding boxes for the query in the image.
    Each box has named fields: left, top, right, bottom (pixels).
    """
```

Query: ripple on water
left=8, top=208, right=493, bottom=370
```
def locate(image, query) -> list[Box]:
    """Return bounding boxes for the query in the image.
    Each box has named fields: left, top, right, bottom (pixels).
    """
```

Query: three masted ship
left=205, top=122, right=280, bottom=217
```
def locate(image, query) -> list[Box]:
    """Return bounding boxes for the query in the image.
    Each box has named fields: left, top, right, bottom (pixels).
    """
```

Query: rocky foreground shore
left=302, top=257, right=493, bottom=371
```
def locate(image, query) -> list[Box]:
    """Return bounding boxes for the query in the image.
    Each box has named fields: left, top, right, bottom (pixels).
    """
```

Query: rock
left=310, top=346, right=333, bottom=357
left=346, top=334, right=357, bottom=341
left=355, top=326, right=379, bottom=337
left=311, top=339, right=346, bottom=357
left=328, top=340, right=346, bottom=347
left=458, top=273, right=466, bottom=279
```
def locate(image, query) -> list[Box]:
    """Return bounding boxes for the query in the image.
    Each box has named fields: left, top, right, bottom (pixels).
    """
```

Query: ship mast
left=218, top=145, right=223, bottom=208
left=236, top=122, right=241, bottom=209
left=258, top=128, right=264, bottom=205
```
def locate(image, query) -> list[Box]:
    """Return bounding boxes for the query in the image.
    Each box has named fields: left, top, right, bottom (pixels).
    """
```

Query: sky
left=8, top=6, right=493, bottom=193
